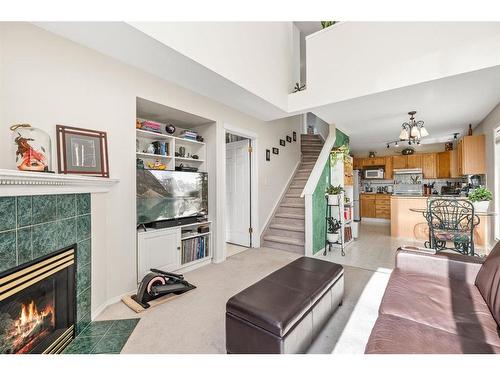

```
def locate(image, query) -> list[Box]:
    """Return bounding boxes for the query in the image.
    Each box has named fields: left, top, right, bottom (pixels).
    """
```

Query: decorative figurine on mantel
left=10, top=124, right=52, bottom=172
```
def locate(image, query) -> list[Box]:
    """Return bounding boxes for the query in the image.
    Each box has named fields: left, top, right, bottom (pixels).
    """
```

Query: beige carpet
left=97, top=224, right=393, bottom=354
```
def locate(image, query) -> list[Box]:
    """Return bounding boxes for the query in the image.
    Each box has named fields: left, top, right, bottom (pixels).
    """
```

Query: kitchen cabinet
left=361, top=194, right=390, bottom=219
left=362, top=157, right=385, bottom=167
left=406, top=154, right=422, bottom=169
left=385, top=156, right=393, bottom=179
left=375, top=195, right=391, bottom=219
left=360, top=194, right=376, bottom=218
left=437, top=151, right=451, bottom=178
left=392, top=155, right=407, bottom=169
left=458, top=135, right=486, bottom=175
left=421, top=153, right=437, bottom=178
left=353, top=158, right=362, bottom=169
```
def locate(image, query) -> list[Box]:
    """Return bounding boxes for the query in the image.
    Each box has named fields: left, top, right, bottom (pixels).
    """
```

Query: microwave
left=364, top=168, right=384, bottom=179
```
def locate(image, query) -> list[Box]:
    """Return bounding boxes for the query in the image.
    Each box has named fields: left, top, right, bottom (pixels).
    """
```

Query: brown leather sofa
left=365, top=243, right=500, bottom=354
left=226, top=257, right=344, bottom=354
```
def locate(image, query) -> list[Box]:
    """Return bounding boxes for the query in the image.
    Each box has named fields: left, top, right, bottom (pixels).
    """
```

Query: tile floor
left=63, top=318, right=140, bottom=354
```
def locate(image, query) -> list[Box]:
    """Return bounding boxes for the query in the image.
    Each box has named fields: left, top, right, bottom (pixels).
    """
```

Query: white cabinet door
left=137, top=229, right=180, bottom=280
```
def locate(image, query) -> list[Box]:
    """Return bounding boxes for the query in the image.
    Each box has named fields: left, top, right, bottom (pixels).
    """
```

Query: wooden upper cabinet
left=460, top=135, right=486, bottom=175
left=362, top=157, right=385, bottom=167
left=421, top=153, right=437, bottom=178
left=353, top=158, right=362, bottom=169
left=385, top=156, right=393, bottom=179
left=437, top=151, right=451, bottom=178
left=392, top=155, right=407, bottom=169
left=406, top=154, right=422, bottom=169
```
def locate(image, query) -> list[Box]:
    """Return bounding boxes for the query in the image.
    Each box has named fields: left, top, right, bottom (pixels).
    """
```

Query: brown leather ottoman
left=225, top=257, right=344, bottom=354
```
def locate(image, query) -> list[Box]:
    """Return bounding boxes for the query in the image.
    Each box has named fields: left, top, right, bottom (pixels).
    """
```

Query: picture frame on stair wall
left=272, top=147, right=279, bottom=155
left=293, top=131, right=296, bottom=142
left=266, top=149, right=270, bottom=161
left=286, top=135, right=292, bottom=143
left=280, top=139, right=285, bottom=147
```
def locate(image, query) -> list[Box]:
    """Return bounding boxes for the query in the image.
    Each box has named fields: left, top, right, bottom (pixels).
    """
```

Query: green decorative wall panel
left=311, top=128, right=350, bottom=255
left=312, top=161, right=330, bottom=254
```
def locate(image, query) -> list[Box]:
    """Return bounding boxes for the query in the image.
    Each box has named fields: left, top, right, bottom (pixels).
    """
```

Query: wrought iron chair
left=424, top=198, right=480, bottom=256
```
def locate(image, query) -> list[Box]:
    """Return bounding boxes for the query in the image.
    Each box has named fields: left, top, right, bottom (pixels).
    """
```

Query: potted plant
left=326, top=217, right=341, bottom=243
left=330, top=144, right=350, bottom=166
left=326, top=184, right=344, bottom=205
left=468, top=186, right=493, bottom=212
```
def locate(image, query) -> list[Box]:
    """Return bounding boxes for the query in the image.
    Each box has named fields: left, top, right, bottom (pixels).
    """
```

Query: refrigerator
left=353, top=169, right=361, bottom=221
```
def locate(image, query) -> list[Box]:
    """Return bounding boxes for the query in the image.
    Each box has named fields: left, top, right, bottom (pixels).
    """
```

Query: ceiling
left=294, top=22, right=323, bottom=36
left=312, top=65, right=500, bottom=153
left=137, top=97, right=214, bottom=128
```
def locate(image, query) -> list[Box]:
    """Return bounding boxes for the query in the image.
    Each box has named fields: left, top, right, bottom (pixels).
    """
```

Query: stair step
left=263, top=235, right=305, bottom=247
left=293, top=176, right=308, bottom=181
left=280, top=202, right=305, bottom=208
left=302, top=146, right=323, bottom=150
left=269, top=223, right=305, bottom=233
left=275, top=212, right=304, bottom=220
left=285, top=193, right=301, bottom=198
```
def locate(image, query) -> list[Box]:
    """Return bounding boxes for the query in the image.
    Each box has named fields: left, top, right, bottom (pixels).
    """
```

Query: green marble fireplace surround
left=0, top=193, right=92, bottom=333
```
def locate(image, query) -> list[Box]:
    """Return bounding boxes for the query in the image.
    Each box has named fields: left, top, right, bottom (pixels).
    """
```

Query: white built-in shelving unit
left=136, top=127, right=206, bottom=172
left=135, top=97, right=215, bottom=281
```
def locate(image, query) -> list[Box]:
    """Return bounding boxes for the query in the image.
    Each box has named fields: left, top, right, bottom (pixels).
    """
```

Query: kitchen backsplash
left=362, top=178, right=466, bottom=194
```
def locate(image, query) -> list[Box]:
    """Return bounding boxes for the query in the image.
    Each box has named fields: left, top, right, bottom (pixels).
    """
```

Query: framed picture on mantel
left=56, top=125, right=109, bottom=177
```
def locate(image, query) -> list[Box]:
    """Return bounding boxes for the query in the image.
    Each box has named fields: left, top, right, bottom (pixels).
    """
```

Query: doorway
left=225, top=132, right=252, bottom=254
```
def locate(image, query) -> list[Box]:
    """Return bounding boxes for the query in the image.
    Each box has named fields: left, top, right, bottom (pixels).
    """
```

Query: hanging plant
left=321, top=21, right=337, bottom=29
left=330, top=144, right=350, bottom=166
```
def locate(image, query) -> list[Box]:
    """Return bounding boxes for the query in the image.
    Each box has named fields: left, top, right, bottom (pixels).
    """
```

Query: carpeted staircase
left=261, top=134, right=324, bottom=254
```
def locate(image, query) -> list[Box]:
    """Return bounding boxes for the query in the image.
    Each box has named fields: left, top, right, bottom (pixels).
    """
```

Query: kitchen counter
left=390, top=195, right=490, bottom=248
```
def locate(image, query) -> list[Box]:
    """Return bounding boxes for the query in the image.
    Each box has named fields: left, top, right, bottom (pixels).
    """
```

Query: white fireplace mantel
left=0, top=169, right=119, bottom=196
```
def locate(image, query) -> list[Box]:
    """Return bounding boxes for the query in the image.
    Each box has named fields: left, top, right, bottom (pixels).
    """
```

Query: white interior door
left=226, top=139, right=251, bottom=247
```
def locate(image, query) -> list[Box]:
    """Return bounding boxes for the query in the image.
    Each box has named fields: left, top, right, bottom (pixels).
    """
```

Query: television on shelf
left=137, top=169, right=208, bottom=227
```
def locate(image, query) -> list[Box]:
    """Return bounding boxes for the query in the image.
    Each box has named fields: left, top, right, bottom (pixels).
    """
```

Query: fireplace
left=0, top=246, right=76, bottom=354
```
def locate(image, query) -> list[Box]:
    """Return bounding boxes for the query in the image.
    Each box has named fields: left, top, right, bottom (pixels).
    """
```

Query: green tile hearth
left=32, top=195, right=57, bottom=224
left=57, top=194, right=77, bottom=219
left=0, top=197, right=16, bottom=232
left=16, top=196, right=32, bottom=227
left=63, top=319, right=140, bottom=354
left=77, top=194, right=91, bottom=215
left=0, top=230, right=16, bottom=273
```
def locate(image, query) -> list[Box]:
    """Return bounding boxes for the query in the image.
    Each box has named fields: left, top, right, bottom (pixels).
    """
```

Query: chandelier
left=398, top=111, right=429, bottom=145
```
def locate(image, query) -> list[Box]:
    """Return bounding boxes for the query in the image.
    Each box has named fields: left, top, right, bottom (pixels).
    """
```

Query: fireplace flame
left=13, top=300, right=55, bottom=343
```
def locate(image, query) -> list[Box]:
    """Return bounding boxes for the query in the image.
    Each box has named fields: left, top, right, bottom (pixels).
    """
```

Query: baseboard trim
left=361, top=218, right=390, bottom=224
left=91, top=288, right=136, bottom=320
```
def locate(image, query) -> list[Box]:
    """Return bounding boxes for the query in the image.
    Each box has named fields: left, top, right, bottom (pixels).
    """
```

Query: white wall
left=0, top=22, right=301, bottom=315
left=290, top=22, right=500, bottom=111
left=306, top=112, right=329, bottom=141
left=474, top=102, right=500, bottom=246
left=128, top=22, right=299, bottom=111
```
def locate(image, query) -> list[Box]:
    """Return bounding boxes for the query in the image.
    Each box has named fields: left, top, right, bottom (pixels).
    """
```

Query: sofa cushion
left=365, top=314, right=500, bottom=354
left=226, top=257, right=343, bottom=337
left=476, top=241, right=500, bottom=327
left=379, top=269, right=500, bottom=347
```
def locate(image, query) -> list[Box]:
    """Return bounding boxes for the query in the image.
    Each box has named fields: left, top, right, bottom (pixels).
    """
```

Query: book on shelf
left=181, top=235, right=209, bottom=264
